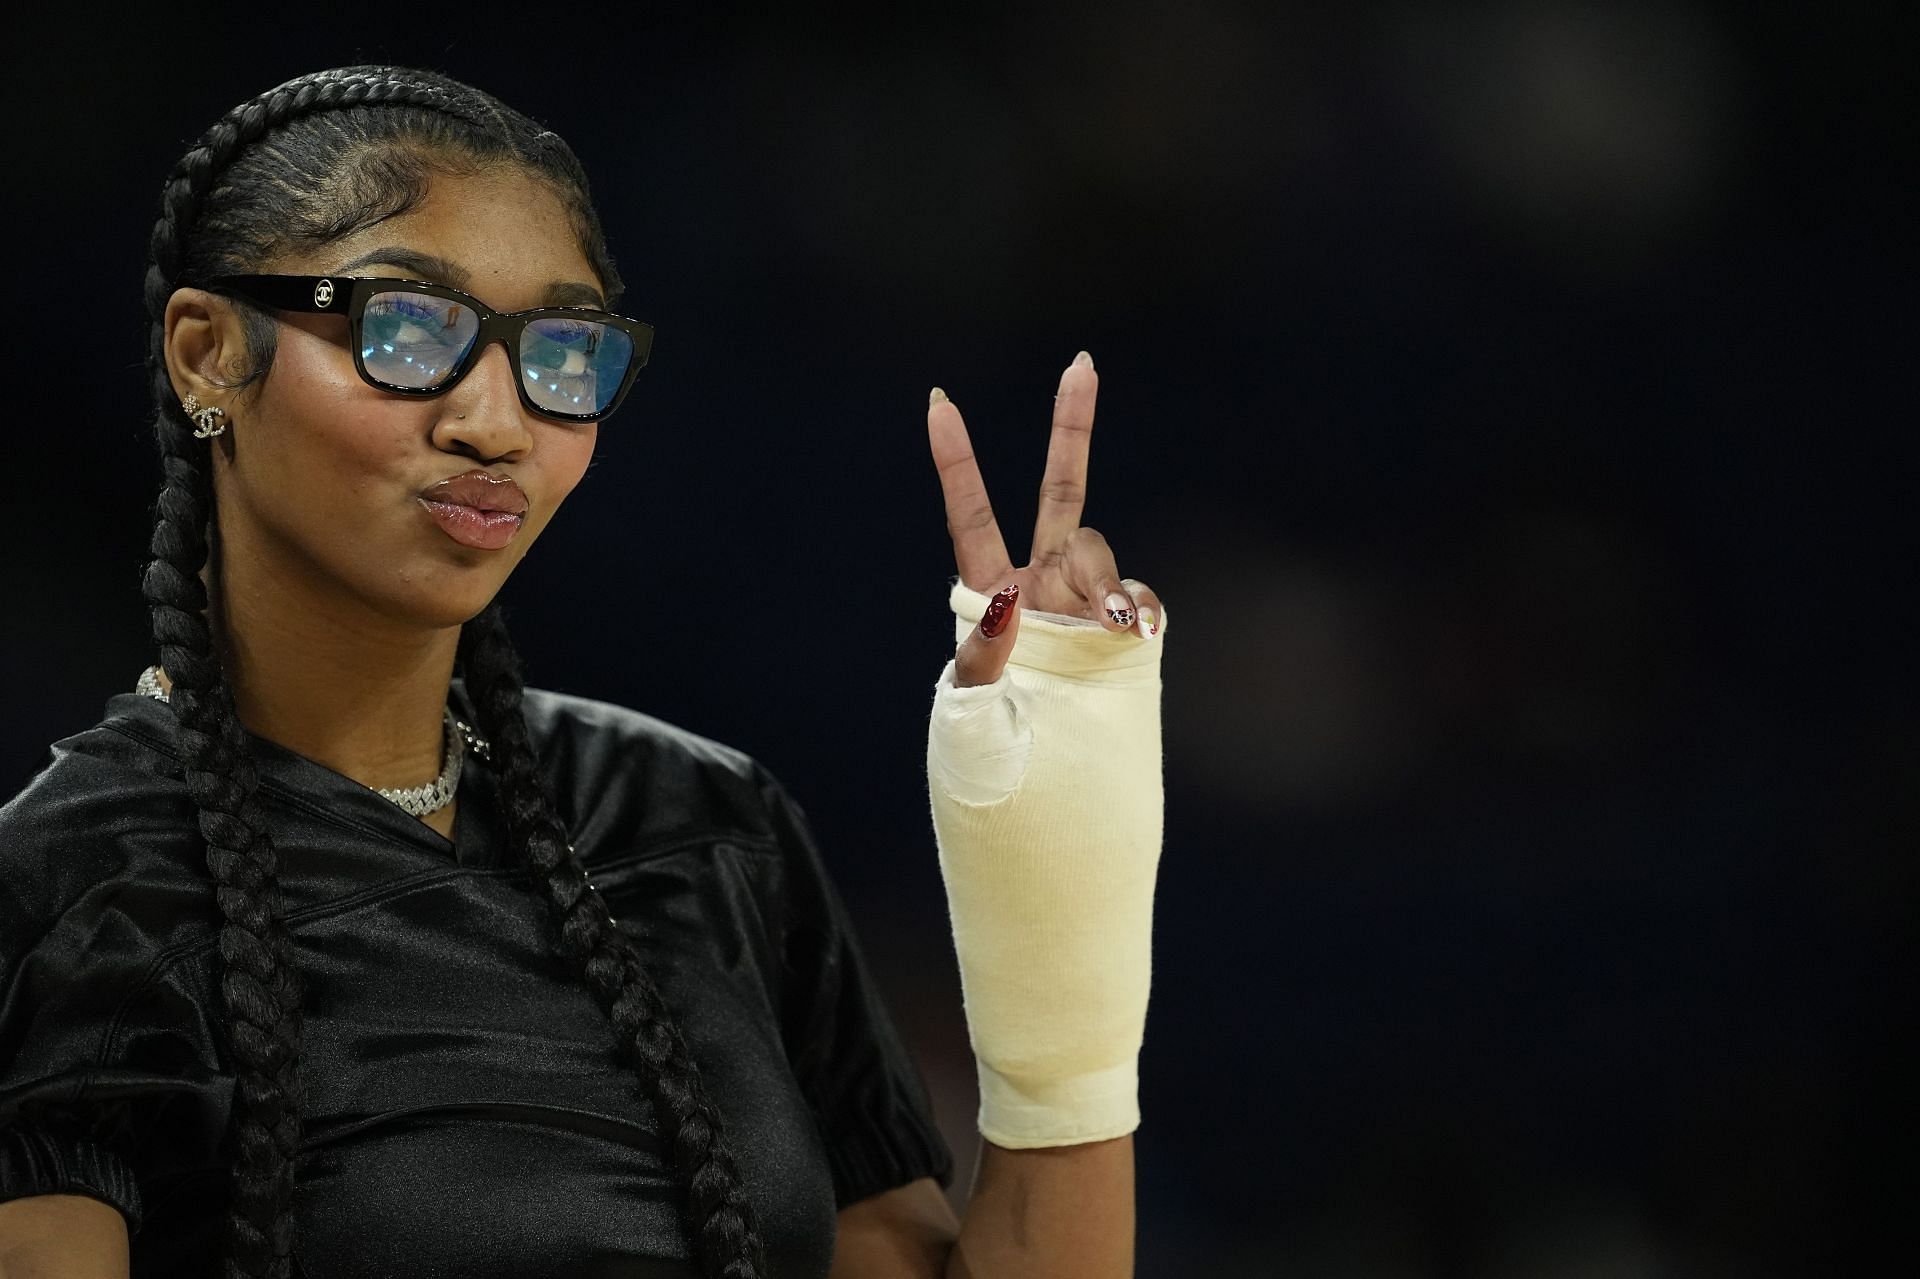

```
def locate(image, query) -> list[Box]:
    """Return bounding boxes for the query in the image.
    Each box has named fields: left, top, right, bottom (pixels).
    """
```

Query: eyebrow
left=330, top=247, right=608, bottom=309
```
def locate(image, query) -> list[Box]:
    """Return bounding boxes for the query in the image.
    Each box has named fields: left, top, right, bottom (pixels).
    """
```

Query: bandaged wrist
left=925, top=579, right=1167, bottom=1148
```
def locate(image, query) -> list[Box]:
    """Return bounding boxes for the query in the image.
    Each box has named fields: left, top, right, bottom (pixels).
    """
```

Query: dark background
left=6, top=3, right=1909, bottom=1274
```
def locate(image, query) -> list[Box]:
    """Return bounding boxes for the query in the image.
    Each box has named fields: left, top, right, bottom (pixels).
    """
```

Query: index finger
left=927, top=389, right=1015, bottom=590
left=1030, top=351, right=1098, bottom=565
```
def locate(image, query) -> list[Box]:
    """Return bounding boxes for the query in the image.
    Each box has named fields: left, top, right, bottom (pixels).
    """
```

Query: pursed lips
left=416, top=471, right=529, bottom=552
left=419, top=469, right=528, bottom=516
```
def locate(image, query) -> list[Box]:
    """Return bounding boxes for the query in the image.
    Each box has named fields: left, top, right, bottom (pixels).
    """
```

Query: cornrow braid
left=141, top=70, right=475, bottom=1279
left=139, top=66, right=762, bottom=1277
left=459, top=604, right=770, bottom=1276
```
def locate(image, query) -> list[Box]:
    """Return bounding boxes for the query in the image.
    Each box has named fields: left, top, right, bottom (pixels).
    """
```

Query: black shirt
left=0, top=680, right=954, bottom=1277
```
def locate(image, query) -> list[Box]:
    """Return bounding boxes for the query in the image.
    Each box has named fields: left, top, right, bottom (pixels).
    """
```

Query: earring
left=181, top=393, right=228, bottom=439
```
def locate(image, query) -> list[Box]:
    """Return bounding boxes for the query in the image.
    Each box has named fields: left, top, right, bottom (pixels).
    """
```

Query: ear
left=163, top=287, right=256, bottom=407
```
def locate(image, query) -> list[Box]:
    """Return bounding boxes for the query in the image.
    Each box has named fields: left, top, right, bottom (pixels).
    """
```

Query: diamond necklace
left=133, top=665, right=490, bottom=817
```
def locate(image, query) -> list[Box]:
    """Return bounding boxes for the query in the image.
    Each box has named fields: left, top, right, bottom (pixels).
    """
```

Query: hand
left=926, top=350, right=1164, bottom=688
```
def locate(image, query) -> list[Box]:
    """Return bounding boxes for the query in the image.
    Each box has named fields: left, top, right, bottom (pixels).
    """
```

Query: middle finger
left=928, top=390, right=1015, bottom=590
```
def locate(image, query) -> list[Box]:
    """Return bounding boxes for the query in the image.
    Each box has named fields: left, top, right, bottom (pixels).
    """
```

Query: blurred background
left=6, top=2, right=1909, bottom=1274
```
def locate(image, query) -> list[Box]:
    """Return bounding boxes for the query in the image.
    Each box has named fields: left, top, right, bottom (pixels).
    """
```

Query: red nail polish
left=981, top=583, right=1019, bottom=638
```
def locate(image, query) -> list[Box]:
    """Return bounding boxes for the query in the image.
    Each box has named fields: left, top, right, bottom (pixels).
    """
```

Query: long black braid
left=140, top=66, right=767, bottom=1278
left=458, top=606, right=768, bottom=1276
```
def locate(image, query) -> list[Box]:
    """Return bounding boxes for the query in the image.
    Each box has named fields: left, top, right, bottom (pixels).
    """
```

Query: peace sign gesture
left=926, top=351, right=1165, bottom=688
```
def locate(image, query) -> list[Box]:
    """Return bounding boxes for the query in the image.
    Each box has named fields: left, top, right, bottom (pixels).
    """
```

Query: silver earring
left=181, top=393, right=228, bottom=439
left=456, top=412, right=467, bottom=420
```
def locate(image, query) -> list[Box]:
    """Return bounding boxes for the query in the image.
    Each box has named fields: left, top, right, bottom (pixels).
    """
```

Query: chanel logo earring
left=181, top=393, right=228, bottom=439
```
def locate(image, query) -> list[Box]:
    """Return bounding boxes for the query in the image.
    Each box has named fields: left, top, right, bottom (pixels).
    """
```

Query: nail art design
left=1104, top=591, right=1135, bottom=630
left=981, top=583, right=1019, bottom=638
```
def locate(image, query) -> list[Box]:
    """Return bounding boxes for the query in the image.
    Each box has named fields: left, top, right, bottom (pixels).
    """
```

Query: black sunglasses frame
left=199, top=273, right=654, bottom=423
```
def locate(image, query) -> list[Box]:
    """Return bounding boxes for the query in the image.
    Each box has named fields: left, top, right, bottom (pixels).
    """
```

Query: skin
left=836, top=354, right=1157, bottom=1278
left=926, top=351, right=1166, bottom=687
left=17, top=169, right=1152, bottom=1278
left=0, top=1194, right=127, bottom=1277
left=157, top=165, right=605, bottom=841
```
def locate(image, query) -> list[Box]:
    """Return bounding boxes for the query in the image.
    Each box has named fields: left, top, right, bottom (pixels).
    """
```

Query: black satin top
left=0, top=680, right=953, bottom=1276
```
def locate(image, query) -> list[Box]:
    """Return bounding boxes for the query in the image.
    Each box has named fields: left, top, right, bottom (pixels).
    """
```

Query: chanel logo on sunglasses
left=313, top=279, right=335, bottom=307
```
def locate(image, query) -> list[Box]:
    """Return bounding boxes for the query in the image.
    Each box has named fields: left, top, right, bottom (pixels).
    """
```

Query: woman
left=0, top=66, right=1165, bottom=1278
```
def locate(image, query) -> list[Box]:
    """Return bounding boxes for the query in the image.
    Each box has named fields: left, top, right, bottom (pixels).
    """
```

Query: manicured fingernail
left=1103, top=590, right=1135, bottom=630
left=930, top=387, right=949, bottom=406
left=981, top=583, right=1019, bottom=638
left=1073, top=350, right=1094, bottom=370
left=1135, top=605, right=1158, bottom=639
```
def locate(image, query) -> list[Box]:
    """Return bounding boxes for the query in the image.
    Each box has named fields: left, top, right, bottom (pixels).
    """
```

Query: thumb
left=953, top=582, right=1023, bottom=688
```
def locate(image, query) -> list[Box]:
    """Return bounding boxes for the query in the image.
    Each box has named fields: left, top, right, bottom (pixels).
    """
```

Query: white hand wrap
left=925, top=579, right=1167, bottom=1148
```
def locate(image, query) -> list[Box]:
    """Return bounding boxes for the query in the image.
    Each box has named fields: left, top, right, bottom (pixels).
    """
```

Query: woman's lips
left=417, top=468, right=528, bottom=550
left=419, top=498, right=524, bottom=550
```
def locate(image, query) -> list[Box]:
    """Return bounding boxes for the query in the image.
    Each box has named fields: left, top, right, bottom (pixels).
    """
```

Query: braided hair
left=140, top=67, right=768, bottom=1278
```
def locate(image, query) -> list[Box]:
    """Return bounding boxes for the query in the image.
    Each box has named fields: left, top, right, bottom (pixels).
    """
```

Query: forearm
left=949, top=1134, right=1134, bottom=1279
left=0, top=1193, right=130, bottom=1279
left=928, top=579, right=1161, bottom=1279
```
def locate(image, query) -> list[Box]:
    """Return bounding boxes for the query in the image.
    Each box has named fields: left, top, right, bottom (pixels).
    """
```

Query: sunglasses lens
left=359, top=290, right=480, bottom=389
left=520, top=317, right=634, bottom=417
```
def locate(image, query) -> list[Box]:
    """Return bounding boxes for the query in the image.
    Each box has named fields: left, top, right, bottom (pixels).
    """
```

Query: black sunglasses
left=199, top=273, right=654, bottom=423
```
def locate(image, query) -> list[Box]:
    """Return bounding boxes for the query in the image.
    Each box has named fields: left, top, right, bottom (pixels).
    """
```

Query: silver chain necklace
left=134, top=665, right=490, bottom=817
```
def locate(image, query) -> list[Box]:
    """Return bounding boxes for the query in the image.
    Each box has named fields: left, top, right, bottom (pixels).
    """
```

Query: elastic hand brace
left=925, top=579, right=1167, bottom=1148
